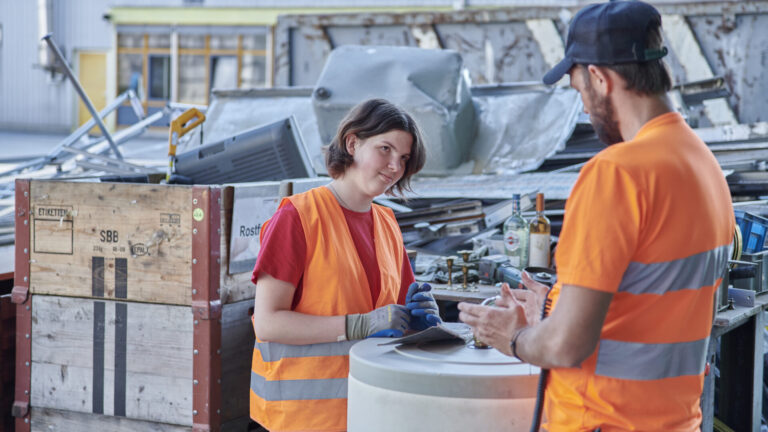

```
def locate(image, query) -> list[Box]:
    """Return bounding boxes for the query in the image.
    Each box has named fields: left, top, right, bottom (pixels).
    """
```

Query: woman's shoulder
left=268, top=200, right=300, bottom=226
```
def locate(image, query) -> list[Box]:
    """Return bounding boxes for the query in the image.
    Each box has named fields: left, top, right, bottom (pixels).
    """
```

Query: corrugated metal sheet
left=688, top=13, right=768, bottom=123
left=0, top=2, right=69, bottom=132
left=438, top=21, right=550, bottom=84
left=273, top=2, right=768, bottom=124
left=0, top=0, right=111, bottom=133
left=103, top=0, right=756, bottom=8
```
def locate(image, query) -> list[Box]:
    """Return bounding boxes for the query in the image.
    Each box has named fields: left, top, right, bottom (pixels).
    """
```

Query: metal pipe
left=128, top=89, right=145, bottom=120
left=82, top=108, right=166, bottom=155
left=51, top=90, right=133, bottom=158
left=37, top=0, right=53, bottom=70
left=75, top=160, right=137, bottom=176
left=0, top=90, right=137, bottom=180
left=59, top=147, right=152, bottom=173
left=41, top=33, right=123, bottom=160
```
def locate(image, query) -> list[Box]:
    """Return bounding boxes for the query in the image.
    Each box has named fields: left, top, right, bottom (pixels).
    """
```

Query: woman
left=249, top=99, right=439, bottom=432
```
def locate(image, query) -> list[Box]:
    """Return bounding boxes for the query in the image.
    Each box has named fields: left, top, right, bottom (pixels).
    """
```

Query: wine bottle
left=528, top=193, right=551, bottom=268
left=503, top=194, right=529, bottom=269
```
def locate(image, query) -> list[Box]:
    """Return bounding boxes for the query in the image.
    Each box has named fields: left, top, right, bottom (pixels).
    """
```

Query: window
left=210, top=56, right=237, bottom=91
left=241, top=53, right=267, bottom=88
left=180, top=34, right=205, bottom=49
left=148, top=34, right=171, bottom=49
left=148, top=55, right=171, bottom=100
left=179, top=54, right=206, bottom=104
left=116, top=26, right=270, bottom=126
left=118, top=33, right=143, bottom=49
left=210, top=35, right=238, bottom=50
left=117, top=54, right=142, bottom=94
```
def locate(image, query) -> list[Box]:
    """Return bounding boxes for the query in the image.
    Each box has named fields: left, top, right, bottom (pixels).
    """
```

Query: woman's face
left=345, top=129, right=413, bottom=197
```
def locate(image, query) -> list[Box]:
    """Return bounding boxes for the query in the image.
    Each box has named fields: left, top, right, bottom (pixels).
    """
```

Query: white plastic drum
left=348, top=329, right=539, bottom=432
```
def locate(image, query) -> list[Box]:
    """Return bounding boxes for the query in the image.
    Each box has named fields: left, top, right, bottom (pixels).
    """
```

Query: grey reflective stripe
left=618, top=244, right=729, bottom=295
left=255, top=340, right=357, bottom=362
left=595, top=338, right=708, bottom=381
left=251, top=371, right=348, bottom=401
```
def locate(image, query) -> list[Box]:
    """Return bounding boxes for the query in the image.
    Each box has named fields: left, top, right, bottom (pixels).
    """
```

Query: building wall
left=0, top=0, right=758, bottom=133
left=0, top=0, right=112, bottom=133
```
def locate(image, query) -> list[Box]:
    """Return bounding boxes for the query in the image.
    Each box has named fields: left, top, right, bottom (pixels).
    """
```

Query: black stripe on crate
left=92, top=301, right=105, bottom=414
left=114, top=302, right=127, bottom=417
left=115, top=258, right=127, bottom=299
left=92, top=256, right=104, bottom=297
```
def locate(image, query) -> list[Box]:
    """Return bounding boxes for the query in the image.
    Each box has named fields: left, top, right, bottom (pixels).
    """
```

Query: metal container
left=732, top=251, right=768, bottom=294
left=523, top=266, right=557, bottom=287
left=348, top=332, right=539, bottom=432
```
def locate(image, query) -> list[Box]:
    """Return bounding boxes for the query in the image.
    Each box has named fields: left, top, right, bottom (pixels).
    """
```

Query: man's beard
left=586, top=86, right=623, bottom=145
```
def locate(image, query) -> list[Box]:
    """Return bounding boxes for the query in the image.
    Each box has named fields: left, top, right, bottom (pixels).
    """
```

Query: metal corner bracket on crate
left=13, top=179, right=32, bottom=430
left=191, top=186, right=223, bottom=432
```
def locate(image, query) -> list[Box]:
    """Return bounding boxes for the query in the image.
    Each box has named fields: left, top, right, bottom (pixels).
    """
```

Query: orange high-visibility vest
left=250, top=186, right=403, bottom=432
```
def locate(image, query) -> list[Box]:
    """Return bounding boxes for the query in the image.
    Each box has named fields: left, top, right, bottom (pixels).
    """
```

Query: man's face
left=569, top=66, right=623, bottom=145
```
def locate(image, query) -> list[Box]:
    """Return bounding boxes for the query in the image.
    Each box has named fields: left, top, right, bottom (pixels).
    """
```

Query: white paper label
left=529, top=233, right=550, bottom=268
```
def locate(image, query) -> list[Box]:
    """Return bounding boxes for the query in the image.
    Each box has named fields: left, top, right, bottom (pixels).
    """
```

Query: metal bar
left=0, top=157, right=48, bottom=182
left=167, top=102, right=208, bottom=113
left=83, top=109, right=167, bottom=156
left=41, top=34, right=123, bottom=160
left=74, top=160, right=138, bottom=176
left=59, top=146, right=151, bottom=173
left=52, top=91, right=132, bottom=158
left=127, top=89, right=145, bottom=120
left=550, top=161, right=587, bottom=173
left=719, top=312, right=761, bottom=431
left=0, top=90, right=136, bottom=180
left=0, top=206, right=14, bottom=219
left=12, top=179, right=31, bottom=431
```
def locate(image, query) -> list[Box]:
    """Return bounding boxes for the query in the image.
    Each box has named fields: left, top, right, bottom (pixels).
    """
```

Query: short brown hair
left=603, top=20, right=672, bottom=95
left=325, top=98, right=426, bottom=196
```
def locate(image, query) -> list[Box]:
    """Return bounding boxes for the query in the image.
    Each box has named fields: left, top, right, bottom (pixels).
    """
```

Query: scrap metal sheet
left=407, top=172, right=579, bottom=201
left=471, top=87, right=582, bottom=174
left=180, top=88, right=327, bottom=174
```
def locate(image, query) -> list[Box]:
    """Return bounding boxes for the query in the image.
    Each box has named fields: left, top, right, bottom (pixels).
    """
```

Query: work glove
left=406, top=282, right=443, bottom=331
left=346, top=304, right=410, bottom=340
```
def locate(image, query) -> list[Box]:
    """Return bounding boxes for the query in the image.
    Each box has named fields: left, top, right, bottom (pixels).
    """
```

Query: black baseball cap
left=542, top=1, right=668, bottom=85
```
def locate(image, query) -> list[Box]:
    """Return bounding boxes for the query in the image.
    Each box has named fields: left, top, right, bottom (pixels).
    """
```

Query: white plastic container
left=348, top=332, right=539, bottom=432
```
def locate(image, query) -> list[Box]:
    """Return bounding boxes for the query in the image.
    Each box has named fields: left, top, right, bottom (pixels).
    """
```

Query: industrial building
left=1, top=1, right=768, bottom=432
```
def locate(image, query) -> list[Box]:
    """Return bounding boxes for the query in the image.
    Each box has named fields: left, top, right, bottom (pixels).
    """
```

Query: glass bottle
left=503, top=194, right=529, bottom=269
left=528, top=193, right=551, bottom=268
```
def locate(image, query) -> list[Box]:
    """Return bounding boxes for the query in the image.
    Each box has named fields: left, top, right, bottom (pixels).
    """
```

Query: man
left=459, top=2, right=734, bottom=431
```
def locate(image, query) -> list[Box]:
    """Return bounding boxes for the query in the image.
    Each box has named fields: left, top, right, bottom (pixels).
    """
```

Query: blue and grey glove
left=406, top=282, right=442, bottom=331
left=346, top=304, right=410, bottom=340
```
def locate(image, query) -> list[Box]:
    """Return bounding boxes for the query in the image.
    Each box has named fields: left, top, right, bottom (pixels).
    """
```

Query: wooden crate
left=26, top=295, right=252, bottom=432
left=13, top=180, right=256, bottom=432
left=0, top=294, right=14, bottom=432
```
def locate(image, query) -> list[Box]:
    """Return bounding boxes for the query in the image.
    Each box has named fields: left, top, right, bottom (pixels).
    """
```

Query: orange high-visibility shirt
left=546, top=113, right=733, bottom=432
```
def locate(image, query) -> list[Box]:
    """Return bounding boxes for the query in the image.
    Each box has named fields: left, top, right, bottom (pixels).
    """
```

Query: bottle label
left=504, top=231, right=520, bottom=252
left=529, top=233, right=550, bottom=268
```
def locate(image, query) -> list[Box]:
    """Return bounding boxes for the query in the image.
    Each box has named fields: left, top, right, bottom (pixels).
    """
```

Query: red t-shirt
left=252, top=201, right=414, bottom=309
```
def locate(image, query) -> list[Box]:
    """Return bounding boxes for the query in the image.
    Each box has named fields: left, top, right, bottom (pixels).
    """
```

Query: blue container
left=735, top=210, right=768, bottom=253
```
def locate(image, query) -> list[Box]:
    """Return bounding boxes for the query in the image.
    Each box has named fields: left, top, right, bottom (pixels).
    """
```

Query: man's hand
left=495, top=273, right=551, bottom=326
left=405, top=282, right=442, bottom=331
left=458, top=285, right=528, bottom=356
left=346, top=304, right=410, bottom=340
